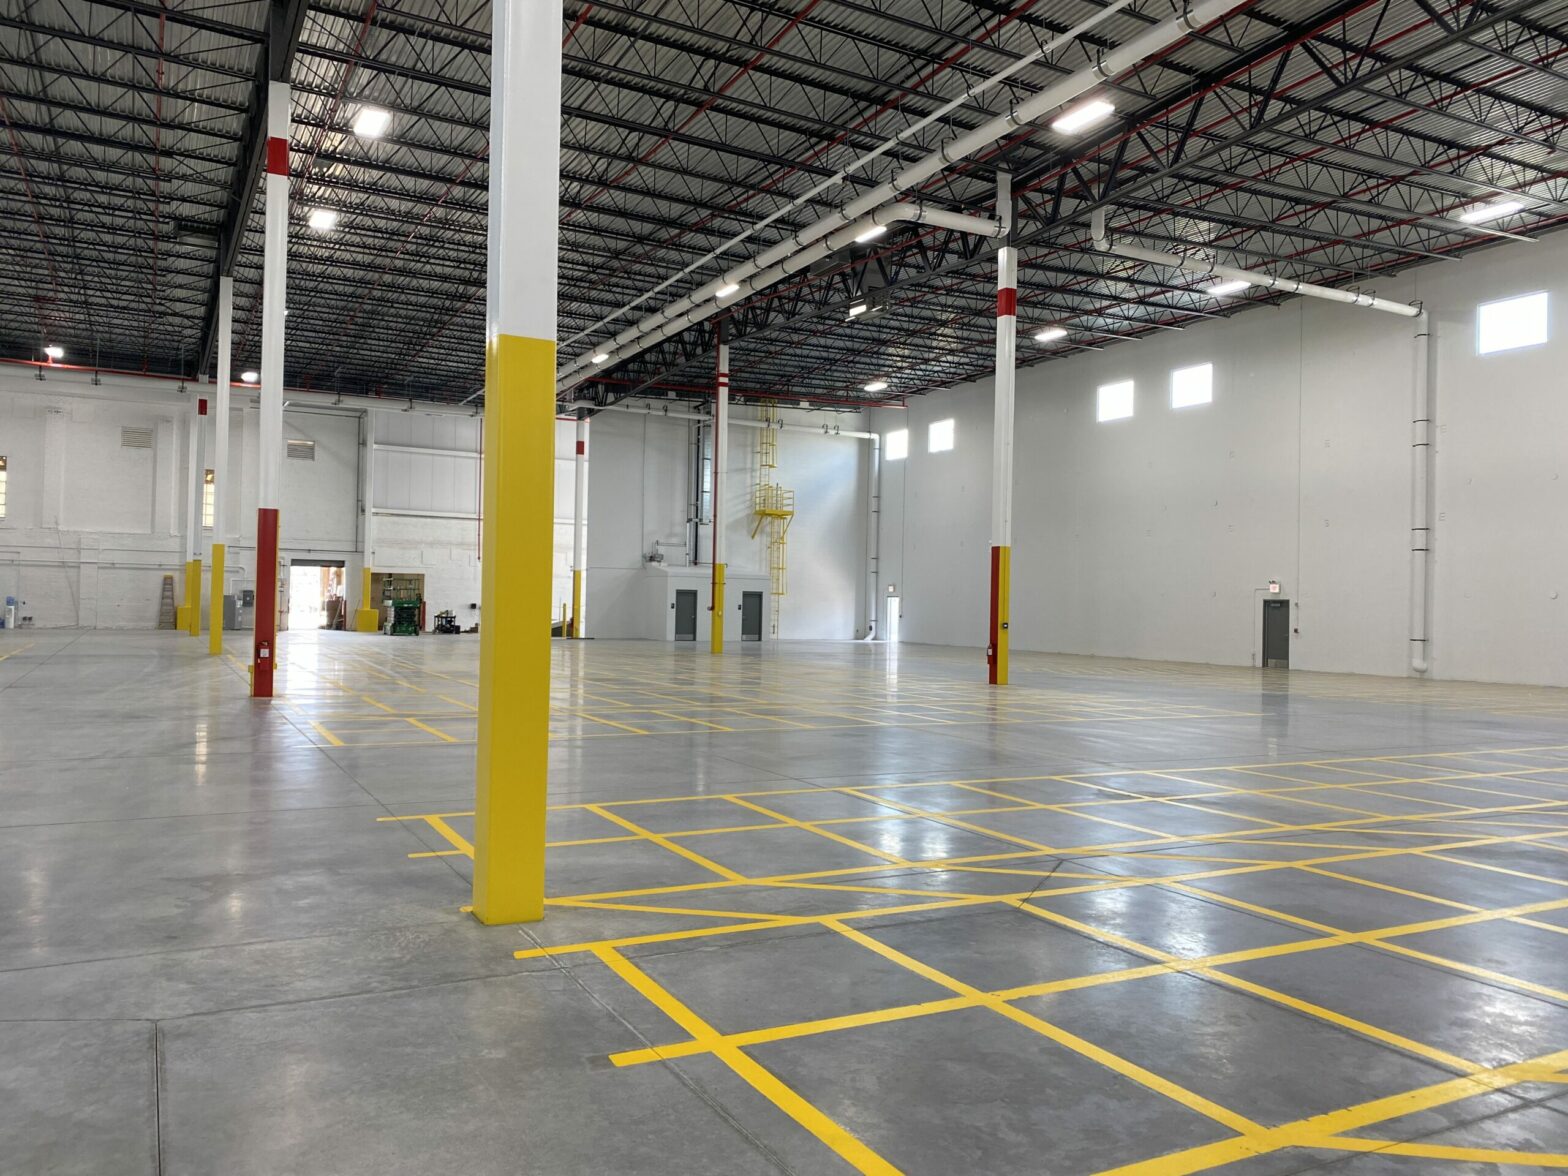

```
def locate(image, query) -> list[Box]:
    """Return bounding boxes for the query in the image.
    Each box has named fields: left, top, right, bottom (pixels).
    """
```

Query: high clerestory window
left=885, top=429, right=908, bottom=461
left=1097, top=380, right=1135, bottom=422
left=1477, top=291, right=1548, bottom=355
left=202, top=469, right=215, bottom=529
left=0, top=455, right=7, bottom=519
left=1171, top=363, right=1213, bottom=409
left=928, top=418, right=955, bottom=453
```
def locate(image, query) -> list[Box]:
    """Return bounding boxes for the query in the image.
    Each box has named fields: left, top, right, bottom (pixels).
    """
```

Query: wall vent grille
left=286, top=439, right=316, bottom=461
left=120, top=426, right=154, bottom=449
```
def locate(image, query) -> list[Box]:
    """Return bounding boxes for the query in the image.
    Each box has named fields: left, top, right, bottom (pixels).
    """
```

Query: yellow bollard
left=354, top=566, right=380, bottom=633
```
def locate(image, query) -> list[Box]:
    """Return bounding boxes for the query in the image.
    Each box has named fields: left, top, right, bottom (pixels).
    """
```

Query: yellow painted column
left=176, top=559, right=194, bottom=631
left=711, top=562, right=726, bottom=649
left=355, top=566, right=379, bottom=632
left=471, top=0, right=560, bottom=926
left=988, top=172, right=1016, bottom=687
left=570, top=569, right=583, bottom=638
left=208, top=544, right=225, bottom=654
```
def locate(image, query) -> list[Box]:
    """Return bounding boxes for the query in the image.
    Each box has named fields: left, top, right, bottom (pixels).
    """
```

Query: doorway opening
left=741, top=591, right=763, bottom=641
left=1262, top=598, right=1290, bottom=669
left=288, top=561, right=347, bottom=631
left=674, top=589, right=698, bottom=641
left=884, top=596, right=901, bottom=644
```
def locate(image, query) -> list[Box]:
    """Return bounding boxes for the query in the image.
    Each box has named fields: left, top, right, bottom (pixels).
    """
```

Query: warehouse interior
left=4, top=1, right=1568, bottom=1173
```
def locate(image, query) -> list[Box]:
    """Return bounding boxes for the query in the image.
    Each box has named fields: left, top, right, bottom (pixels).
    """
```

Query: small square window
left=928, top=418, right=955, bottom=453
left=1477, top=292, right=1548, bottom=355
left=1171, top=363, right=1213, bottom=409
left=1097, top=380, right=1134, bottom=422
left=885, top=429, right=908, bottom=461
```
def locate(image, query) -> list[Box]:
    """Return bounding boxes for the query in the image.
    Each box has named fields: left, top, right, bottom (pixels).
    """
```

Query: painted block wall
left=584, top=406, right=870, bottom=640
left=873, top=231, right=1568, bottom=686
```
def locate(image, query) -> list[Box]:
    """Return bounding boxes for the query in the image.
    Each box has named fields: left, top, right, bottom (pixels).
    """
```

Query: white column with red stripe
left=988, top=171, right=1015, bottom=686
left=711, top=337, right=729, bottom=652
left=252, top=80, right=289, bottom=697
left=571, top=410, right=588, bottom=637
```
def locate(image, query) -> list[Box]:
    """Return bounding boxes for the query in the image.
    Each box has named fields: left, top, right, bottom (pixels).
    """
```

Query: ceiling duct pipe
left=1090, top=210, right=1420, bottom=318
left=562, top=205, right=1004, bottom=390
left=559, top=0, right=1241, bottom=392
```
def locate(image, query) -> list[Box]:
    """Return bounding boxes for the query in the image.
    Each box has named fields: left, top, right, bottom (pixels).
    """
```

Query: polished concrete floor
left=3, top=629, right=1568, bottom=1174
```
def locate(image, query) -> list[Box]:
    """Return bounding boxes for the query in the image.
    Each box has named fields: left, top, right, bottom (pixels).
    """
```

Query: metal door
left=741, top=591, right=763, bottom=641
left=1262, top=599, right=1290, bottom=668
left=674, top=590, right=698, bottom=640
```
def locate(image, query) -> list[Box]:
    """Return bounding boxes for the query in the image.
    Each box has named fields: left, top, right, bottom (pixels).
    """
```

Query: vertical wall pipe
left=571, top=409, right=588, bottom=637
left=252, top=79, right=290, bottom=696
left=470, top=0, right=561, bottom=925
left=1410, top=311, right=1433, bottom=674
left=208, top=275, right=232, bottom=654
left=987, top=172, right=1016, bottom=686
left=865, top=433, right=881, bottom=639
left=711, top=334, right=729, bottom=652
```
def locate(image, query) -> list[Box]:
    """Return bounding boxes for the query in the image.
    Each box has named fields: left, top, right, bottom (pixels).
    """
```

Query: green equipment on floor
left=381, top=575, right=423, bottom=636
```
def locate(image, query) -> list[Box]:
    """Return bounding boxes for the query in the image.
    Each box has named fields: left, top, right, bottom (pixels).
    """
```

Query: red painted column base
left=252, top=507, right=279, bottom=698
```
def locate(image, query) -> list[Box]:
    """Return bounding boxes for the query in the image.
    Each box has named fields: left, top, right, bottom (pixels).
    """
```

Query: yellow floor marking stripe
left=408, top=849, right=466, bottom=859
left=824, top=919, right=1262, bottom=1136
left=515, top=919, right=794, bottom=959
left=570, top=709, right=652, bottom=735
left=1305, top=1136, right=1568, bottom=1165
left=1094, top=1049, right=1568, bottom=1176
left=724, top=796, right=908, bottom=865
left=404, top=717, right=458, bottom=743
left=592, top=947, right=902, bottom=1176
left=585, top=805, right=746, bottom=883
left=424, top=815, right=475, bottom=857
left=309, top=721, right=346, bottom=747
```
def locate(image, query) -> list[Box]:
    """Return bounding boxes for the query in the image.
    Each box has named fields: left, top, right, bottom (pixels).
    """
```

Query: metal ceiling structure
left=3, top=0, right=1567, bottom=412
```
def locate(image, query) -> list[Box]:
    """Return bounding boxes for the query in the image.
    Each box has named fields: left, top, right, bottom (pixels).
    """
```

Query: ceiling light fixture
left=847, top=303, right=868, bottom=319
left=715, top=283, right=740, bottom=298
left=1207, top=279, right=1251, bottom=297
left=864, top=379, right=889, bottom=393
left=854, top=224, right=889, bottom=244
left=241, top=370, right=259, bottom=383
left=352, top=106, right=391, bottom=138
left=1033, top=327, right=1066, bottom=344
left=1458, top=199, right=1524, bottom=224
left=307, top=208, right=339, bottom=232
left=1051, top=98, right=1115, bottom=136
left=591, top=352, right=610, bottom=364
left=43, top=345, right=64, bottom=360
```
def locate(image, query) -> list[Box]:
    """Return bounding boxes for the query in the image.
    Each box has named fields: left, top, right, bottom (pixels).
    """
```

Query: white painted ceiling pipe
left=561, top=204, right=1003, bottom=391
left=576, top=399, right=876, bottom=439
left=560, top=0, right=1239, bottom=390
left=1090, top=209, right=1420, bottom=318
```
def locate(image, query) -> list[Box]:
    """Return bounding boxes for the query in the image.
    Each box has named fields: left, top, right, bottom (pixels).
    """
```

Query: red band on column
left=996, top=289, right=1017, bottom=318
left=253, top=508, right=280, bottom=698
left=575, top=440, right=585, bottom=455
left=266, top=137, right=289, bottom=175
left=198, top=398, right=208, bottom=415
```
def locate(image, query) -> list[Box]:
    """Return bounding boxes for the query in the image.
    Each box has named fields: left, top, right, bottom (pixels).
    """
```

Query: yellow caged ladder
left=750, top=405, right=794, bottom=637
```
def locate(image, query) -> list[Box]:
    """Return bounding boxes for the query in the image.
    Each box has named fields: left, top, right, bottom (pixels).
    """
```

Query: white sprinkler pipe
left=560, top=0, right=1239, bottom=390
left=1410, top=311, right=1433, bottom=673
left=1091, top=210, right=1420, bottom=318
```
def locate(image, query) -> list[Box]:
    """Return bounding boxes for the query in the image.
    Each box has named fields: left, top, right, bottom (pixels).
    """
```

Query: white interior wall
left=585, top=405, right=870, bottom=640
left=875, top=230, right=1568, bottom=686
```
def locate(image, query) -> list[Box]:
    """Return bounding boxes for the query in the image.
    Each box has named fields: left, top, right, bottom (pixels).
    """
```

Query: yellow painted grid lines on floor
left=378, top=738, right=1568, bottom=1175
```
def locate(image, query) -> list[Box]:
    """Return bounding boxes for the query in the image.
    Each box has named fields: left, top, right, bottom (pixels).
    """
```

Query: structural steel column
left=710, top=332, right=729, bottom=652
left=570, top=409, right=588, bottom=637
left=472, top=0, right=561, bottom=925
left=209, top=275, right=232, bottom=655
left=252, top=80, right=289, bottom=697
left=355, top=410, right=379, bottom=632
left=987, top=172, right=1016, bottom=686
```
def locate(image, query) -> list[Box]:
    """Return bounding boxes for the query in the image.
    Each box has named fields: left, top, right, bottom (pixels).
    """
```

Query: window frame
left=885, top=428, right=909, bottom=461
left=927, top=417, right=955, bottom=453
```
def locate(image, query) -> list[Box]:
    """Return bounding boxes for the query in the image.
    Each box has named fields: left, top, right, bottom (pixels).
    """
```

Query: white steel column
left=252, top=79, right=290, bottom=697
left=987, top=172, right=1016, bottom=686
left=209, top=275, right=232, bottom=654
left=710, top=332, right=729, bottom=652
left=471, top=0, right=562, bottom=925
left=570, top=409, right=588, bottom=637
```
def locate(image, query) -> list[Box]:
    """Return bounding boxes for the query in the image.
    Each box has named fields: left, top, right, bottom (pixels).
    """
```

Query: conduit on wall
left=1410, top=312, right=1434, bottom=674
